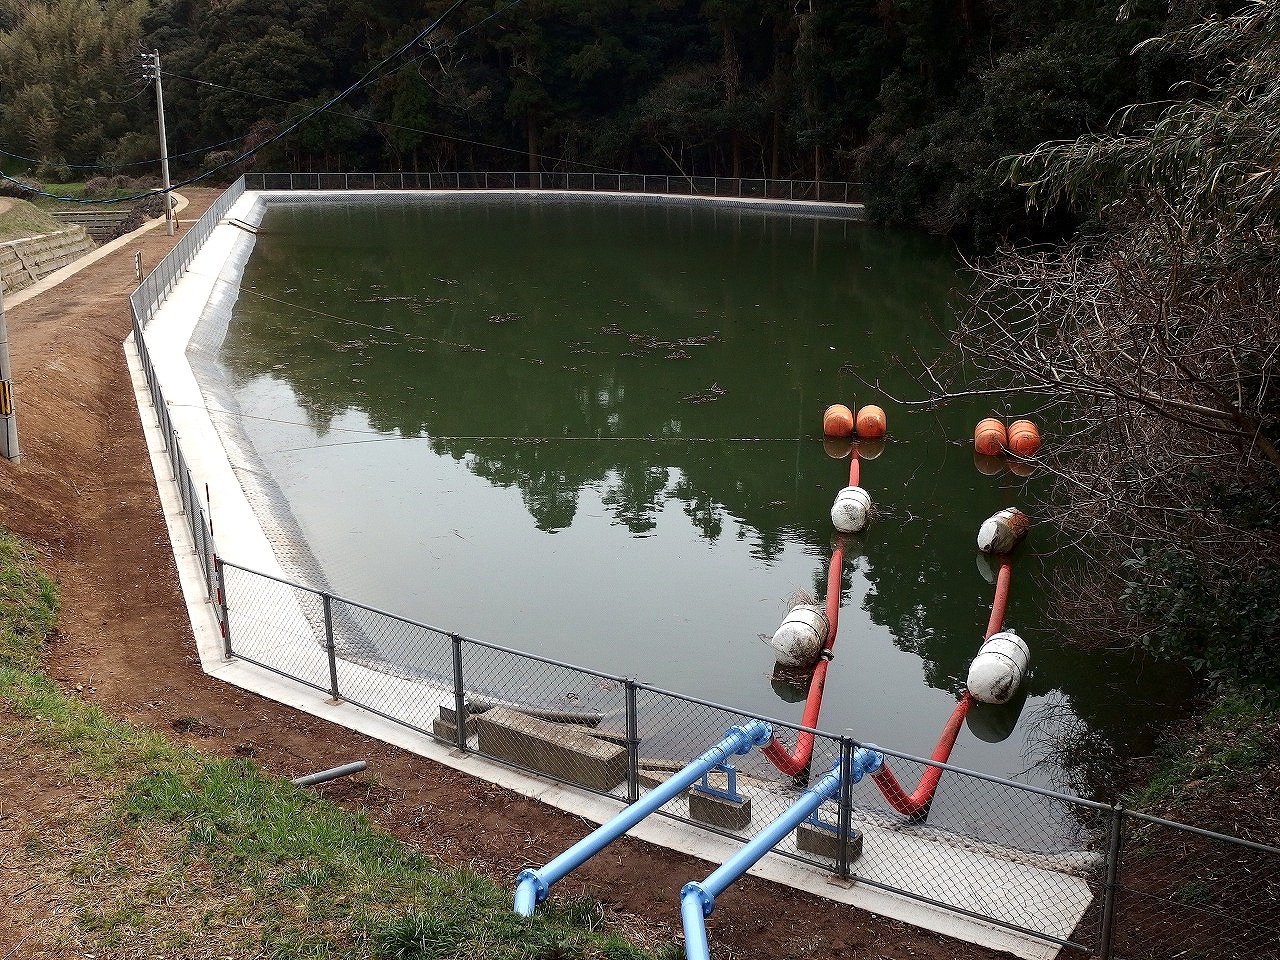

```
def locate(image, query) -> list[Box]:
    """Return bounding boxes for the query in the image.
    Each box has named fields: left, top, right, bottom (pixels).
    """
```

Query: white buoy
left=977, top=506, right=1029, bottom=554
left=769, top=605, right=829, bottom=668
left=831, top=486, right=873, bottom=533
left=966, top=629, right=1030, bottom=704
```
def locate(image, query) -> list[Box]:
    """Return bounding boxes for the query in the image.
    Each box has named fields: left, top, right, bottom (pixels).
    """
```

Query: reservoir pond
left=208, top=194, right=1183, bottom=799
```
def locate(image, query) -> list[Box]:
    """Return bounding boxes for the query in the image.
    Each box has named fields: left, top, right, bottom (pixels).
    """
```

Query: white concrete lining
left=125, top=188, right=1087, bottom=960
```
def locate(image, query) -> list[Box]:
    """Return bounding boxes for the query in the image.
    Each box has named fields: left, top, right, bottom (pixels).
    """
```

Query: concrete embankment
left=0, top=226, right=96, bottom=295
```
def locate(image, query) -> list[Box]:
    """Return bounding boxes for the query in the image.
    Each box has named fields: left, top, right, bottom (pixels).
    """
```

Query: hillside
left=0, top=197, right=64, bottom=243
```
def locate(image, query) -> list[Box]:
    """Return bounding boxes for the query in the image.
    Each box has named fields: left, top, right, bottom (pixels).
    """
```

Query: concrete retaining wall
left=49, top=209, right=132, bottom=242
left=0, top=226, right=96, bottom=295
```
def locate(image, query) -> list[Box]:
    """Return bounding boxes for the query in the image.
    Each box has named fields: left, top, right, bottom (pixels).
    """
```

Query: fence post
left=451, top=634, right=468, bottom=752
left=625, top=679, right=640, bottom=803
left=215, top=557, right=232, bottom=660
left=322, top=593, right=340, bottom=703
left=1099, top=804, right=1125, bottom=959
left=836, top=738, right=855, bottom=880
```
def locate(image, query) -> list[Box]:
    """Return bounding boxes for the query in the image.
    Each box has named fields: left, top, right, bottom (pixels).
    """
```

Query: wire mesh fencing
left=241, top=171, right=863, bottom=205
left=1105, top=810, right=1280, bottom=960
left=132, top=177, right=245, bottom=327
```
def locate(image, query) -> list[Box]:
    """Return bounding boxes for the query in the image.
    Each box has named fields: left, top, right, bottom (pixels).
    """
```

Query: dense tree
left=0, top=0, right=1260, bottom=239
left=0, top=0, right=150, bottom=174
left=948, top=0, right=1280, bottom=687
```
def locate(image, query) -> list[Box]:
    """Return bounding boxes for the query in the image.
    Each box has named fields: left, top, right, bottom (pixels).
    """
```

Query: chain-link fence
left=212, top=558, right=1278, bottom=958
left=130, top=178, right=1277, bottom=959
left=241, top=171, right=863, bottom=205
left=1104, top=809, right=1279, bottom=960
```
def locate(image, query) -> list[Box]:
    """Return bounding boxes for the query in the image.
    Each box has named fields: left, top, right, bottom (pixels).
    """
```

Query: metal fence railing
left=242, top=171, right=863, bottom=205
left=132, top=176, right=246, bottom=329
left=130, top=177, right=1278, bottom=959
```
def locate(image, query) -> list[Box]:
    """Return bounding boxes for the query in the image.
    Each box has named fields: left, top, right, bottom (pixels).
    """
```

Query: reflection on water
left=211, top=195, right=1185, bottom=802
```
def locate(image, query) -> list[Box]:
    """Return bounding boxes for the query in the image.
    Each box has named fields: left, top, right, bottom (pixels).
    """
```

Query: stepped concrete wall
left=0, top=226, right=96, bottom=295
left=48, top=209, right=132, bottom=242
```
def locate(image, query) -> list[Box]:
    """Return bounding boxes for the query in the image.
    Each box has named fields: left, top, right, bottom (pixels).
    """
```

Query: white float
left=977, top=507, right=1029, bottom=554
left=831, top=485, right=873, bottom=533
left=966, top=629, right=1030, bottom=704
left=769, top=604, right=829, bottom=668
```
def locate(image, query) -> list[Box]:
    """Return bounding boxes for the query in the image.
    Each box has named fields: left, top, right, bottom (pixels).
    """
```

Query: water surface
left=210, top=195, right=1181, bottom=802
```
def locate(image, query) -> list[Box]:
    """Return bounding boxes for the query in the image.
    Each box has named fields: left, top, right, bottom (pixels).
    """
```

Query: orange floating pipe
left=869, top=556, right=1013, bottom=818
left=762, top=452, right=859, bottom=777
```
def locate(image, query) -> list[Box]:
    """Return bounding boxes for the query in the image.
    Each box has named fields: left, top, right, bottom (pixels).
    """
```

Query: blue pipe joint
left=681, top=880, right=715, bottom=918
left=513, top=869, right=548, bottom=917
left=850, top=746, right=884, bottom=782
left=729, top=719, right=772, bottom=753
left=680, top=882, right=716, bottom=960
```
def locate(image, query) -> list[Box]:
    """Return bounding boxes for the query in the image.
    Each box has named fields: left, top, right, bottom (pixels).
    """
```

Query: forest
left=0, top=0, right=1236, bottom=241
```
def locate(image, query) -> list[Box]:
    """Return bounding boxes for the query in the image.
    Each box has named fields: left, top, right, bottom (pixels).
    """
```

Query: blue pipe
left=513, top=718, right=773, bottom=916
left=679, top=747, right=884, bottom=960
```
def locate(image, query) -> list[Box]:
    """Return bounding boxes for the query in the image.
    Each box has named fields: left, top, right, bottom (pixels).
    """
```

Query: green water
left=216, top=195, right=1182, bottom=795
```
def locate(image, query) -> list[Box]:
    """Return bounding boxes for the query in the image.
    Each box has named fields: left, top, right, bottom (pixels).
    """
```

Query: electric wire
left=160, top=70, right=626, bottom=174
left=1, top=0, right=627, bottom=190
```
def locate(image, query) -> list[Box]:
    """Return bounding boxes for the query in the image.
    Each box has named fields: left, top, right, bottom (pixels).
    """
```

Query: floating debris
left=682, top=382, right=726, bottom=403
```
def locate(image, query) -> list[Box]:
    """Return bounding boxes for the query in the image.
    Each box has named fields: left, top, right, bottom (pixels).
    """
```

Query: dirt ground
left=0, top=188, right=1009, bottom=959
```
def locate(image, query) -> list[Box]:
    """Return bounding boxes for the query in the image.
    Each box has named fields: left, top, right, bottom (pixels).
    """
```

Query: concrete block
left=475, top=706, right=627, bottom=791
left=439, top=704, right=476, bottom=733
left=432, top=705, right=477, bottom=743
left=688, top=786, right=752, bottom=830
left=796, top=822, right=863, bottom=863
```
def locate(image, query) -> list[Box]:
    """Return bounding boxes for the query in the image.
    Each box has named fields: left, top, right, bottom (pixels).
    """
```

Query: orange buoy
left=1007, top=420, right=1041, bottom=457
left=855, top=404, right=887, bottom=439
left=823, top=404, right=855, bottom=438
left=974, top=417, right=1007, bottom=457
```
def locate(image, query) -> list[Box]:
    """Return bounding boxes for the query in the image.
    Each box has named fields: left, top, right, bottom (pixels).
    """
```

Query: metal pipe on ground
left=679, top=747, right=884, bottom=960
left=291, top=761, right=367, bottom=787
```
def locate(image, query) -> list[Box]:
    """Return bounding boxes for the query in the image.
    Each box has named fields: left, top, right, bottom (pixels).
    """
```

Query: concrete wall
left=48, top=209, right=132, bottom=243
left=0, top=226, right=96, bottom=295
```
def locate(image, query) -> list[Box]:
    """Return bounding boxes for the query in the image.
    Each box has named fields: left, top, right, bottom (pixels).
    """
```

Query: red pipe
left=869, top=556, right=1013, bottom=817
left=762, top=452, right=860, bottom=777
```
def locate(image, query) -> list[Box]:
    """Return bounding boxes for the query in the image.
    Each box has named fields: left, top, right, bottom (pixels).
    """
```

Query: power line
left=159, top=69, right=625, bottom=174
left=2, top=0, right=619, bottom=185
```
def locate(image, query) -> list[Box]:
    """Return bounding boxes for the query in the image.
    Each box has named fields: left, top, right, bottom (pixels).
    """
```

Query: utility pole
left=142, top=49, right=175, bottom=236
left=0, top=281, right=21, bottom=463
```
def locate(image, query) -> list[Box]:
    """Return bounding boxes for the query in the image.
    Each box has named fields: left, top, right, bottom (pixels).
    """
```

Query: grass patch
left=1127, top=689, right=1278, bottom=839
left=0, top=197, right=67, bottom=241
left=0, top=528, right=673, bottom=959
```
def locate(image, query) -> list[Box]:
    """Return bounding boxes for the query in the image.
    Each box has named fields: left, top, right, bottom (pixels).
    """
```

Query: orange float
left=822, top=403, right=855, bottom=438
left=974, top=417, right=1007, bottom=457
left=1007, top=419, right=1041, bottom=457
left=855, top=404, right=887, bottom=439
